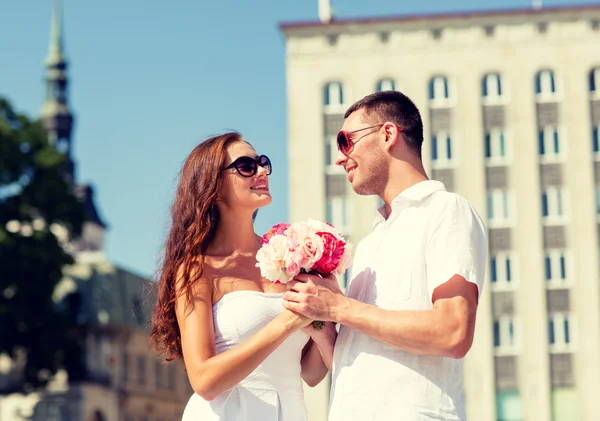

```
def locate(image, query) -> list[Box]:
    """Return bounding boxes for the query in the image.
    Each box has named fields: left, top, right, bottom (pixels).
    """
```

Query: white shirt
left=329, top=180, right=487, bottom=421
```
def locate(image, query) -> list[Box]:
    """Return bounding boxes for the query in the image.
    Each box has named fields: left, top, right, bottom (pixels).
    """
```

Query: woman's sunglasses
left=222, top=155, right=272, bottom=178
left=336, top=123, right=403, bottom=156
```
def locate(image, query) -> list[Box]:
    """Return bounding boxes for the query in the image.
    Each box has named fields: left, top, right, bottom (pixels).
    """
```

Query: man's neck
left=381, top=161, right=428, bottom=217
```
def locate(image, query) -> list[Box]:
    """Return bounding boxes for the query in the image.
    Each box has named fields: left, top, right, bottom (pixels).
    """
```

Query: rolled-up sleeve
left=425, top=196, right=488, bottom=302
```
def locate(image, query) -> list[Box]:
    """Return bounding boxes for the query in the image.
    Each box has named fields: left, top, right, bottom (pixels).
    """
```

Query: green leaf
left=0, top=96, right=86, bottom=390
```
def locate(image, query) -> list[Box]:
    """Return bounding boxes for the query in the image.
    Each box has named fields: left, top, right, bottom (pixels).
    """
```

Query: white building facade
left=281, top=5, right=600, bottom=421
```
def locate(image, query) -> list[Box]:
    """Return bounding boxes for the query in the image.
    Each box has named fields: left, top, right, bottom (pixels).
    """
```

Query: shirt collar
left=374, top=180, right=447, bottom=226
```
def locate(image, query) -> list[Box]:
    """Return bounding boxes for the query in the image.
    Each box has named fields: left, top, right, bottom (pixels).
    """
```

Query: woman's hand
left=303, top=321, right=337, bottom=347
left=282, top=309, right=314, bottom=331
left=300, top=321, right=337, bottom=384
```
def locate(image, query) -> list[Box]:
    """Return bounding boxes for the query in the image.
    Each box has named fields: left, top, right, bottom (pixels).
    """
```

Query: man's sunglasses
left=337, top=123, right=403, bottom=156
left=222, top=155, right=272, bottom=177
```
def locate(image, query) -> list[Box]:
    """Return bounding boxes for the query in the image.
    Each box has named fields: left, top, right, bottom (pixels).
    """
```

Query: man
left=283, top=90, right=487, bottom=420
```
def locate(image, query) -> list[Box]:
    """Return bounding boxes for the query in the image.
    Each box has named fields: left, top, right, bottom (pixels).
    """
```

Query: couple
left=150, top=90, right=487, bottom=421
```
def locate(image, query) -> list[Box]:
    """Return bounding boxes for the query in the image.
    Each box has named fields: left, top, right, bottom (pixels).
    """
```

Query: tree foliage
left=0, top=96, right=86, bottom=390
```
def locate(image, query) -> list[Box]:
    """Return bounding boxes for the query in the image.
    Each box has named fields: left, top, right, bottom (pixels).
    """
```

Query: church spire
left=46, top=0, right=65, bottom=66
left=41, top=0, right=75, bottom=183
left=39, top=1, right=108, bottom=255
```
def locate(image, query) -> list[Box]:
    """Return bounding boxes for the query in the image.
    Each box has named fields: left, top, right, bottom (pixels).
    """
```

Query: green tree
left=0, top=96, right=86, bottom=390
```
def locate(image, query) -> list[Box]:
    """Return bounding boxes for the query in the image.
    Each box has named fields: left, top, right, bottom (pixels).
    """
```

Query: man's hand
left=282, top=273, right=346, bottom=322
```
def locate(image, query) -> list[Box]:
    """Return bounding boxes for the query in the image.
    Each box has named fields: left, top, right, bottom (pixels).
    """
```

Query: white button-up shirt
left=329, top=180, right=487, bottom=421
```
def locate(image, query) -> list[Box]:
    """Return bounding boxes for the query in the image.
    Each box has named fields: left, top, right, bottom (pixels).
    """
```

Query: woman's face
left=218, top=141, right=272, bottom=213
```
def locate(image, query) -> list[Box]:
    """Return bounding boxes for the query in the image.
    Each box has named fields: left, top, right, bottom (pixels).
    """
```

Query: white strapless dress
left=181, top=291, right=310, bottom=421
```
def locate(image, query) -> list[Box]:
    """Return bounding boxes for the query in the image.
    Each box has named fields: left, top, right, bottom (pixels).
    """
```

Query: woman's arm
left=299, top=322, right=337, bottom=387
left=177, top=270, right=312, bottom=401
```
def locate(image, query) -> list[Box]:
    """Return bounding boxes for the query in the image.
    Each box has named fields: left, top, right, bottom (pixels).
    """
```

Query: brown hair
left=344, top=90, right=424, bottom=156
left=150, top=132, right=243, bottom=361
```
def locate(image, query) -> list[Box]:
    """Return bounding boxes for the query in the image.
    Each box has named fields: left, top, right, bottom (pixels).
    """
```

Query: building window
left=136, top=355, right=146, bottom=386
left=168, top=365, right=176, bottom=391
left=377, top=78, right=395, bottom=92
left=428, top=76, right=451, bottom=105
left=536, top=69, right=557, bottom=100
left=493, top=316, right=518, bottom=354
left=326, top=196, right=350, bottom=233
left=155, top=361, right=163, bottom=389
left=431, top=132, right=453, bottom=167
left=121, top=351, right=128, bottom=385
left=538, top=126, right=563, bottom=161
left=486, top=189, right=512, bottom=227
left=482, top=72, right=503, bottom=102
left=490, top=253, right=516, bottom=290
left=324, top=137, right=343, bottom=173
left=544, top=249, right=570, bottom=287
left=485, top=128, right=508, bottom=164
left=593, top=126, right=599, bottom=156
left=46, top=404, right=65, bottom=421
left=496, top=391, right=523, bottom=421
left=87, top=335, right=99, bottom=373
left=324, top=82, right=344, bottom=110
left=99, top=337, right=111, bottom=373
left=596, top=186, right=600, bottom=217
left=549, top=313, right=574, bottom=352
left=551, top=389, right=579, bottom=421
left=590, top=67, right=600, bottom=96
left=541, top=187, right=566, bottom=224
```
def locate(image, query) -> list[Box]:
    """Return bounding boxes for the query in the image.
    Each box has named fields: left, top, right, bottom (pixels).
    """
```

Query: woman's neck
left=210, top=210, right=259, bottom=256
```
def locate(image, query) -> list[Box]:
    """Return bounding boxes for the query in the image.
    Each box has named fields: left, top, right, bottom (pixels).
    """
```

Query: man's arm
left=284, top=274, right=477, bottom=358
left=283, top=196, right=487, bottom=359
left=335, top=275, right=478, bottom=358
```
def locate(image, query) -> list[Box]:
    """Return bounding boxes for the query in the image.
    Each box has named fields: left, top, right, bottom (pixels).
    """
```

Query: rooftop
left=280, top=4, right=600, bottom=32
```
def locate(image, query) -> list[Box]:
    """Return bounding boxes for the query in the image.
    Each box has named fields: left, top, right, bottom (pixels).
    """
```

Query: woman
left=150, top=132, right=337, bottom=421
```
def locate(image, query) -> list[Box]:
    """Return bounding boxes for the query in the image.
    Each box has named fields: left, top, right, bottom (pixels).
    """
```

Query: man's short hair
left=344, top=91, right=424, bottom=156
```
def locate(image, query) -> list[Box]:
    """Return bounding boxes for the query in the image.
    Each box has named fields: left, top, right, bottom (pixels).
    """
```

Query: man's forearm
left=335, top=297, right=473, bottom=358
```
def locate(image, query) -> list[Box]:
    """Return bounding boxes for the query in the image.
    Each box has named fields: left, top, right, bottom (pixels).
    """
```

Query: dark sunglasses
left=337, top=123, right=403, bottom=156
left=222, top=155, right=272, bottom=177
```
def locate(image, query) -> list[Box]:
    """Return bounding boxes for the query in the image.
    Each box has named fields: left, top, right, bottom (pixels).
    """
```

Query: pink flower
left=256, top=219, right=353, bottom=284
left=334, top=242, right=353, bottom=275
left=305, top=219, right=341, bottom=239
left=284, top=249, right=304, bottom=278
left=300, top=235, right=324, bottom=269
left=262, top=223, right=290, bottom=244
left=286, top=222, right=324, bottom=269
left=256, top=235, right=291, bottom=283
left=313, top=232, right=345, bottom=275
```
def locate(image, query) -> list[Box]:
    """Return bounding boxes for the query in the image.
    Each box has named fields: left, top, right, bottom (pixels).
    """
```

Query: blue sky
left=0, top=0, right=593, bottom=277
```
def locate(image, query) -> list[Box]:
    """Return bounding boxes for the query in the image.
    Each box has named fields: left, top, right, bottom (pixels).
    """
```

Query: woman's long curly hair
left=150, top=132, right=243, bottom=361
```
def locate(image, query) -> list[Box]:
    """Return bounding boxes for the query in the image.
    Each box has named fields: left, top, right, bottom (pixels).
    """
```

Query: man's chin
left=351, top=182, right=372, bottom=196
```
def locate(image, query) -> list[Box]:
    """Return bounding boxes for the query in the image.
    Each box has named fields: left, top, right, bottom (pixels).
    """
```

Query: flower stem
left=311, top=321, right=325, bottom=330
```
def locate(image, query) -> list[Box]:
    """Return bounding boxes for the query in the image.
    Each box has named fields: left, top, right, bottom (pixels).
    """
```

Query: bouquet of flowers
left=256, top=219, right=353, bottom=330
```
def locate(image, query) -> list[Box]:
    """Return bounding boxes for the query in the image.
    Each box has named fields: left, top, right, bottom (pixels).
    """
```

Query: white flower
left=256, top=235, right=289, bottom=283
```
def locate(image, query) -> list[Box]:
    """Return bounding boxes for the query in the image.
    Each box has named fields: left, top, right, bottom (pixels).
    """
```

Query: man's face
left=335, top=108, right=389, bottom=196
